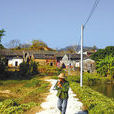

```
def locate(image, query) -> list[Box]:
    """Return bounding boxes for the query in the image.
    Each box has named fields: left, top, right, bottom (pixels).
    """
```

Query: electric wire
left=84, top=0, right=101, bottom=28
left=72, top=0, right=101, bottom=54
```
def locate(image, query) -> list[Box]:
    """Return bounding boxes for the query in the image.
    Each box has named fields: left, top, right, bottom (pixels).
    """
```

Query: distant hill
left=58, top=45, right=98, bottom=53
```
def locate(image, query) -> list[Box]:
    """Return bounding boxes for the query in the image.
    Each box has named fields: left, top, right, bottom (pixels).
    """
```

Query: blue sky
left=0, top=0, right=114, bottom=49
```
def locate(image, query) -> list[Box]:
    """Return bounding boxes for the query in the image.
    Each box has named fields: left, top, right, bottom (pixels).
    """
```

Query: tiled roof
left=0, top=49, right=57, bottom=56
left=0, top=49, right=88, bottom=59
left=0, top=49, right=23, bottom=56
left=33, top=54, right=56, bottom=59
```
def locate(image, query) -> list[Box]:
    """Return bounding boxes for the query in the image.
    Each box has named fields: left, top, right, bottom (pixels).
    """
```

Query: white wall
left=8, top=58, right=23, bottom=67
left=75, top=62, right=80, bottom=67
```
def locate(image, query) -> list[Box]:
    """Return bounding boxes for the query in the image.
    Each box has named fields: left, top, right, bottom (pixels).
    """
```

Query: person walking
left=54, top=73, right=69, bottom=114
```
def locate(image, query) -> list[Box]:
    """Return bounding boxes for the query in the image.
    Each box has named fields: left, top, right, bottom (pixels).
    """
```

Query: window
left=50, top=62, right=53, bottom=66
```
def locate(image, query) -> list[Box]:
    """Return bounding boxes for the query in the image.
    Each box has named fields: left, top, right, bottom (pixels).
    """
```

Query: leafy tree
left=0, top=29, right=5, bottom=49
left=67, top=47, right=76, bottom=53
left=0, top=56, right=7, bottom=78
left=0, top=44, right=5, bottom=49
left=30, top=40, right=47, bottom=49
left=0, top=29, right=5, bottom=43
left=91, top=46, right=114, bottom=61
left=92, top=45, right=97, bottom=50
left=105, top=46, right=114, bottom=56
left=96, top=55, right=114, bottom=77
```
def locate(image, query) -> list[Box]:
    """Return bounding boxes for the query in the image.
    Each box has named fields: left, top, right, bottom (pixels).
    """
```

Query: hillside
left=58, top=45, right=98, bottom=53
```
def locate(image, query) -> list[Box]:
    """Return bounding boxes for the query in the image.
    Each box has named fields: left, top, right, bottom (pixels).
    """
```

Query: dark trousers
left=57, top=97, right=68, bottom=114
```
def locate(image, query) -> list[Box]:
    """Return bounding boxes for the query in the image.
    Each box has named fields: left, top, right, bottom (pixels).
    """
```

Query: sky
left=0, top=0, right=114, bottom=49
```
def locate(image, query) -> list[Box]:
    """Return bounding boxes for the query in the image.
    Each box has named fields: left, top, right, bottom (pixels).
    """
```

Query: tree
left=91, top=46, right=114, bottom=61
left=0, top=44, right=5, bottom=49
left=92, top=45, right=97, bottom=50
left=7, top=39, right=21, bottom=49
left=105, top=46, right=114, bottom=56
left=96, top=55, right=114, bottom=77
left=20, top=43, right=31, bottom=49
left=30, top=40, right=47, bottom=49
left=67, top=47, right=76, bottom=53
left=0, top=29, right=5, bottom=44
left=0, top=55, right=7, bottom=79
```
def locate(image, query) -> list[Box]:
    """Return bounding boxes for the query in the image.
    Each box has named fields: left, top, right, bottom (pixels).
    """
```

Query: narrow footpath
left=37, top=79, right=86, bottom=114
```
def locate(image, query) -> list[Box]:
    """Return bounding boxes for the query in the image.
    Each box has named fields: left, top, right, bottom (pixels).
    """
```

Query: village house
left=0, top=49, right=96, bottom=72
left=83, top=58, right=96, bottom=73
left=0, top=49, right=23, bottom=67
left=59, top=54, right=95, bottom=72
left=59, top=54, right=86, bottom=67
left=78, top=50, right=97, bottom=57
left=33, top=53, right=57, bottom=66
left=58, top=54, right=80, bottom=68
left=0, top=49, right=57, bottom=67
left=8, top=57, right=23, bottom=67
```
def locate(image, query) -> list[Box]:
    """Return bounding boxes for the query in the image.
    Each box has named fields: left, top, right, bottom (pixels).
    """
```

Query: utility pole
left=80, top=25, right=84, bottom=87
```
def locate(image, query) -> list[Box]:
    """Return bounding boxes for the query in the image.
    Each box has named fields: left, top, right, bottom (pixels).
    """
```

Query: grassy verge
left=67, top=75, right=114, bottom=113
left=0, top=75, right=50, bottom=113
left=67, top=72, right=112, bottom=85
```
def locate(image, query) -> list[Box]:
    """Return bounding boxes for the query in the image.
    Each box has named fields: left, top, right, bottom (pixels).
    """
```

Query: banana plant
left=96, top=55, right=114, bottom=77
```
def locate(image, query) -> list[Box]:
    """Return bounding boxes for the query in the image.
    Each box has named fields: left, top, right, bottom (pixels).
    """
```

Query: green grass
left=68, top=75, right=114, bottom=113
left=0, top=74, right=50, bottom=113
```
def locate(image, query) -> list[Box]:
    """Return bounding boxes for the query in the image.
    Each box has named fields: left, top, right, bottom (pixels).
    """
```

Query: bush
left=0, top=99, right=36, bottom=113
left=0, top=75, right=50, bottom=113
left=67, top=72, right=110, bottom=86
left=20, top=60, right=38, bottom=77
left=38, top=65, right=64, bottom=76
left=0, top=56, right=7, bottom=73
left=0, top=55, right=7, bottom=79
left=68, top=77, right=114, bottom=113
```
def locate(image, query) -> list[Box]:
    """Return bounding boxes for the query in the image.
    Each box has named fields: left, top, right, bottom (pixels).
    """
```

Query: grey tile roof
left=0, top=49, right=88, bottom=60
left=33, top=54, right=56, bottom=59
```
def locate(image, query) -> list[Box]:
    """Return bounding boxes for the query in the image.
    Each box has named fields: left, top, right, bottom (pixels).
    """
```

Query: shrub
left=67, top=72, right=110, bottom=86
left=38, top=65, right=64, bottom=76
left=20, top=60, right=38, bottom=77
left=0, top=55, right=7, bottom=79
left=0, top=99, right=36, bottom=113
left=68, top=77, right=114, bottom=113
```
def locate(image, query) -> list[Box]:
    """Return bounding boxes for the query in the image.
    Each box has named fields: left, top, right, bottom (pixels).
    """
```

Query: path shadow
left=75, top=110, right=88, bottom=114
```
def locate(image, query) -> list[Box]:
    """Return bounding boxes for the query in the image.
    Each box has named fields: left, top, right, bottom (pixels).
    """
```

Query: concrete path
left=37, top=79, right=87, bottom=114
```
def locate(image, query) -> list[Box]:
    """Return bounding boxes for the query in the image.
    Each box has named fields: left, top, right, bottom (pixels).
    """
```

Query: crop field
left=0, top=75, right=50, bottom=113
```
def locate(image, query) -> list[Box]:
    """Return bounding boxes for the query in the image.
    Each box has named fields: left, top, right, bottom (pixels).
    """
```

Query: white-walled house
left=75, top=61, right=80, bottom=67
left=8, top=57, right=23, bottom=67
left=83, top=58, right=96, bottom=72
left=60, top=54, right=80, bottom=69
left=60, top=54, right=96, bottom=72
left=75, top=58, right=96, bottom=72
left=60, top=54, right=69, bottom=67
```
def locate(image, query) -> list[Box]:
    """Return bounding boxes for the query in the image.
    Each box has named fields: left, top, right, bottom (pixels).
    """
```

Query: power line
left=73, top=0, right=101, bottom=53
left=84, top=0, right=101, bottom=28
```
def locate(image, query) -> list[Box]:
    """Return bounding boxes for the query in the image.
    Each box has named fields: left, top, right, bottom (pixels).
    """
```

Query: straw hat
left=58, top=73, right=66, bottom=79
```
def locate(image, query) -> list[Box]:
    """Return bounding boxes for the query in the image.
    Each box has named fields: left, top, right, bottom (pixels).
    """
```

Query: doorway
left=15, top=61, right=18, bottom=66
